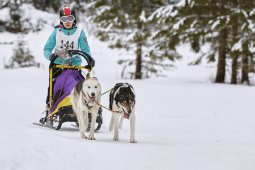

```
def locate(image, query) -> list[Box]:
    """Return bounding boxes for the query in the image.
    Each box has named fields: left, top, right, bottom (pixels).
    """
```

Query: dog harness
left=112, top=83, right=135, bottom=119
left=82, top=91, right=95, bottom=110
left=113, top=83, right=135, bottom=101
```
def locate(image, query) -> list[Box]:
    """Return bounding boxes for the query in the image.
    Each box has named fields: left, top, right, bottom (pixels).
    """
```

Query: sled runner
left=37, top=50, right=103, bottom=130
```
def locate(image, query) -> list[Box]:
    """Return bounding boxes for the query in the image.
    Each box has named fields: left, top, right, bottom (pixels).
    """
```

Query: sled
left=38, top=50, right=103, bottom=131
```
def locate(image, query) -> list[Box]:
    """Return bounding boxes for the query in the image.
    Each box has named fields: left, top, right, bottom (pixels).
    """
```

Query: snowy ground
left=1, top=9, right=255, bottom=170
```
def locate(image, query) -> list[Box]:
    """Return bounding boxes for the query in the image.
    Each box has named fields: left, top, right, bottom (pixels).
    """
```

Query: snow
left=148, top=4, right=176, bottom=22
left=0, top=7, right=255, bottom=170
left=232, top=39, right=242, bottom=52
left=0, top=7, right=9, bottom=21
left=211, top=20, right=220, bottom=30
left=173, top=17, right=185, bottom=30
left=139, top=10, right=147, bottom=22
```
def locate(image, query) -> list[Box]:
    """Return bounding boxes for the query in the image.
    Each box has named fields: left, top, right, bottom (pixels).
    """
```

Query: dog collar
left=82, top=98, right=93, bottom=109
left=121, top=108, right=130, bottom=119
left=82, top=92, right=95, bottom=109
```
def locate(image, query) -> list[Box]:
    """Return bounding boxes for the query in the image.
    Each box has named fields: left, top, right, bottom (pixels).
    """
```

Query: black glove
left=91, top=58, right=95, bottom=67
left=85, top=65, right=92, bottom=70
left=49, top=53, right=58, bottom=63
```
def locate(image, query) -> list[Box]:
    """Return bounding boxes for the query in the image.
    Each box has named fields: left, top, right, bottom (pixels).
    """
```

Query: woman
left=44, top=6, right=91, bottom=65
left=40, top=6, right=92, bottom=124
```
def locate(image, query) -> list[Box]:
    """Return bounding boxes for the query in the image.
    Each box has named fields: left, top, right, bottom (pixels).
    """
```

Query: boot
left=39, top=106, right=50, bottom=124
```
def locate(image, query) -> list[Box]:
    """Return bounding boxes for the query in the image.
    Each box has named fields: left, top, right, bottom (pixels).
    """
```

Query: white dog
left=109, top=83, right=137, bottom=143
left=70, top=78, right=101, bottom=140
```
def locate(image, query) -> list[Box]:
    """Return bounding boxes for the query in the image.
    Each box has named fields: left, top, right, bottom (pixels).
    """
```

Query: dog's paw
left=130, top=139, right=137, bottom=143
left=88, top=137, right=96, bottom=140
left=113, top=137, right=119, bottom=141
left=80, top=133, right=87, bottom=139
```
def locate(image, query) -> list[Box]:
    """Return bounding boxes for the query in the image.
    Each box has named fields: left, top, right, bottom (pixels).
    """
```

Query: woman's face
left=63, top=21, right=73, bottom=29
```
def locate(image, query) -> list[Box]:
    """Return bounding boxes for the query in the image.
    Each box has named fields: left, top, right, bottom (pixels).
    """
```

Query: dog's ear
left=114, top=92, right=121, bottom=107
left=114, top=92, right=120, bottom=101
left=128, top=85, right=135, bottom=97
left=128, top=83, right=134, bottom=90
left=130, top=92, right=135, bottom=100
left=109, top=90, right=114, bottom=110
left=76, top=80, right=85, bottom=94
left=114, top=83, right=124, bottom=90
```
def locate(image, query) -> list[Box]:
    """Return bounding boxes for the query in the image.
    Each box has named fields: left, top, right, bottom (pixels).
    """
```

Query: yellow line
left=49, top=67, right=53, bottom=108
left=54, top=65, right=86, bottom=69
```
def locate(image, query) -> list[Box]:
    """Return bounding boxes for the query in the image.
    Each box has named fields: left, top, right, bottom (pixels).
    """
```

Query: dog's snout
left=91, top=92, right=95, bottom=97
left=128, top=109, right=132, bottom=114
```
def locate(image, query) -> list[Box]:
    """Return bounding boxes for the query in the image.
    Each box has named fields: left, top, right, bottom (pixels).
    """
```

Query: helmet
left=59, top=6, right=76, bottom=27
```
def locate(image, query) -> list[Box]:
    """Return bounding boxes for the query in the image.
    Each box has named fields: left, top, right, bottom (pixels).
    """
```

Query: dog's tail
left=109, top=115, right=114, bottom=131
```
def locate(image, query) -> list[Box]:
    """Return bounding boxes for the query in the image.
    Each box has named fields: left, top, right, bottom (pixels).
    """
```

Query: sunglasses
left=60, top=15, right=75, bottom=23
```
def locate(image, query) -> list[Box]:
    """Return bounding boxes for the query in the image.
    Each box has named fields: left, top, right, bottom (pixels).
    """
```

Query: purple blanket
left=51, top=70, right=84, bottom=112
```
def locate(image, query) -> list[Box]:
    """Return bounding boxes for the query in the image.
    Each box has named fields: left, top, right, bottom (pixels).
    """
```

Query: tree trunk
left=135, top=41, right=142, bottom=79
left=215, top=28, right=227, bottom=83
left=241, top=42, right=250, bottom=84
left=134, top=0, right=143, bottom=79
left=249, top=55, right=255, bottom=73
left=231, top=52, right=238, bottom=84
left=231, top=9, right=238, bottom=84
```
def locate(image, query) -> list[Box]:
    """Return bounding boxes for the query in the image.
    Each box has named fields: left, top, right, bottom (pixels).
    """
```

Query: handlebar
left=50, top=50, right=95, bottom=68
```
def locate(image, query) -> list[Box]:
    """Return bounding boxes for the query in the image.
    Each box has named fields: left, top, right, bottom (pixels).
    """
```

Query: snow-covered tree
left=31, top=0, right=61, bottom=12
left=153, top=0, right=255, bottom=84
left=5, top=35, right=36, bottom=68
left=148, top=1, right=182, bottom=65
left=87, top=0, right=175, bottom=79
left=5, top=0, right=23, bottom=33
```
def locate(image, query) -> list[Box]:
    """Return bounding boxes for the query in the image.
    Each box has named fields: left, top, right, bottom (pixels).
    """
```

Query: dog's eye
left=120, top=101, right=127, bottom=106
left=95, top=86, right=97, bottom=88
left=88, top=86, right=91, bottom=89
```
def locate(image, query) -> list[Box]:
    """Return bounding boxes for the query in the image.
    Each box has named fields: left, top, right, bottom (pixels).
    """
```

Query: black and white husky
left=109, top=83, right=137, bottom=143
left=70, top=78, right=101, bottom=140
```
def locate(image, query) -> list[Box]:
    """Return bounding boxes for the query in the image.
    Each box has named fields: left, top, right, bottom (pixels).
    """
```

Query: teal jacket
left=44, top=26, right=91, bottom=66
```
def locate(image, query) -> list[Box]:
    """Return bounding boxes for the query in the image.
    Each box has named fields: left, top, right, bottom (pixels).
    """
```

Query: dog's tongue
left=124, top=113, right=130, bottom=119
left=89, top=96, right=95, bottom=102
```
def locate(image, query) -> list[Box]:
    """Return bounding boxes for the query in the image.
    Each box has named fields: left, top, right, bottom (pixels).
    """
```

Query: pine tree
left=5, top=0, right=23, bottom=33
left=230, top=0, right=238, bottom=84
left=148, top=1, right=182, bottom=69
left=87, top=0, right=173, bottom=79
left=154, top=0, right=255, bottom=84
left=227, top=0, right=255, bottom=84
left=6, top=35, right=36, bottom=68
left=32, top=0, right=61, bottom=12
